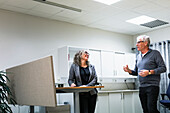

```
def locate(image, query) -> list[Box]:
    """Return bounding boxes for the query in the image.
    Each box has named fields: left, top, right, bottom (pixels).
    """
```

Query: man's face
left=136, top=37, right=148, bottom=51
left=136, top=40, right=145, bottom=51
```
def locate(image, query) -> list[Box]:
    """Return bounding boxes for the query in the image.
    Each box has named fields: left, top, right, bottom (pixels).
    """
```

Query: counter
left=98, top=89, right=139, bottom=93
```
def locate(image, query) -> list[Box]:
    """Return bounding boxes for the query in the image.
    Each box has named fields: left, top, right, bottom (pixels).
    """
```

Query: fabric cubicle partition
left=6, top=56, right=57, bottom=107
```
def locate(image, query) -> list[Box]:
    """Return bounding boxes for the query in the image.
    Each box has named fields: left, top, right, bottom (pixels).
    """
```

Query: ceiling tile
left=90, top=17, right=122, bottom=26
left=70, top=13, right=105, bottom=25
left=92, top=5, right=125, bottom=17
left=48, top=0, right=80, bottom=7
left=70, top=0, right=107, bottom=12
left=55, top=9, right=86, bottom=19
left=31, top=3, right=63, bottom=15
left=49, top=0, right=107, bottom=12
left=113, top=11, right=141, bottom=21
left=0, top=0, right=170, bottom=35
left=48, top=15, right=73, bottom=23
left=25, top=10, right=52, bottom=18
left=0, top=4, right=28, bottom=14
left=70, top=19, right=93, bottom=26
left=147, top=8, right=170, bottom=21
left=113, top=0, right=147, bottom=10
left=132, top=1, right=164, bottom=15
left=4, top=0, right=38, bottom=9
left=151, top=0, right=170, bottom=8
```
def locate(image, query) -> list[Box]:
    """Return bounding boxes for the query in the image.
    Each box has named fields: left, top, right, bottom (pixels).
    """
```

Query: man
left=123, top=35, right=166, bottom=113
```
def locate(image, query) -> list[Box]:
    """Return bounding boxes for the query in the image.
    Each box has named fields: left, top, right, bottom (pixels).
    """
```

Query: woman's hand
left=80, top=85, right=87, bottom=87
left=71, top=83, right=76, bottom=87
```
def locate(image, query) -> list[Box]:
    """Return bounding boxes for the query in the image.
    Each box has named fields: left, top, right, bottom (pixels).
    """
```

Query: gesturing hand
left=123, top=65, right=132, bottom=73
left=139, top=70, right=149, bottom=77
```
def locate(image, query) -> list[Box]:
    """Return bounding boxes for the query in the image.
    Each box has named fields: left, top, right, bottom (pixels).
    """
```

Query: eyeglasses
left=136, top=41, right=144, bottom=44
left=84, top=51, right=90, bottom=55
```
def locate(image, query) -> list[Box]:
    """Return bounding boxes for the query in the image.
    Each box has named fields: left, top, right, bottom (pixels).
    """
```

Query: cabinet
left=58, top=46, right=136, bottom=79
left=95, top=93, right=109, bottom=113
left=95, top=91, right=142, bottom=113
left=123, top=92, right=133, bottom=113
left=101, top=51, right=136, bottom=77
left=125, top=53, right=136, bottom=71
left=109, top=93, right=123, bottom=113
left=133, top=92, right=143, bottom=113
left=114, top=52, right=126, bottom=76
left=89, top=49, right=102, bottom=77
left=109, top=92, right=133, bottom=113
left=101, top=51, right=115, bottom=77
left=58, top=46, right=88, bottom=78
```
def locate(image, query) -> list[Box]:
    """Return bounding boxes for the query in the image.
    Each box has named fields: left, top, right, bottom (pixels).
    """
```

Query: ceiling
left=0, top=0, right=170, bottom=35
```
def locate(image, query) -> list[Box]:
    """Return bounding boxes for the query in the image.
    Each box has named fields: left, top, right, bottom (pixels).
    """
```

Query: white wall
left=0, top=9, right=134, bottom=81
left=133, top=26, right=170, bottom=45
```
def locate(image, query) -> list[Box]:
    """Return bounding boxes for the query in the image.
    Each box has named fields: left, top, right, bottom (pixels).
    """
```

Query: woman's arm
left=68, top=64, right=76, bottom=87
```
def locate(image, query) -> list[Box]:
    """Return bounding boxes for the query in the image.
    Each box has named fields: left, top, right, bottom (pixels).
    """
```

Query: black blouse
left=80, top=66, right=90, bottom=85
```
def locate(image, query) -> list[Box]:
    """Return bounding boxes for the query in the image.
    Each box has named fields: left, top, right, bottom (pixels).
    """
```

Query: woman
left=68, top=50, right=98, bottom=113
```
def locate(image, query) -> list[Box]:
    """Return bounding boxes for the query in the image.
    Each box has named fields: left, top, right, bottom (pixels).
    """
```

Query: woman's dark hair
left=73, top=50, right=89, bottom=66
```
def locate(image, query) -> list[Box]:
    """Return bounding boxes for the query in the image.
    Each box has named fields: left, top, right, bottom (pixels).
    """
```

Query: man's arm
left=154, top=51, right=166, bottom=74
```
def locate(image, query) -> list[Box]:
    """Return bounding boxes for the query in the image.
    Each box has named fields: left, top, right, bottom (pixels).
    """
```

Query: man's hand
left=123, top=65, right=132, bottom=74
left=139, top=70, right=149, bottom=77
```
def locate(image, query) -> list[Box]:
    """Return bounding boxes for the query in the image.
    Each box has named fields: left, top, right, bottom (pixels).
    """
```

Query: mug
left=58, top=84, right=64, bottom=87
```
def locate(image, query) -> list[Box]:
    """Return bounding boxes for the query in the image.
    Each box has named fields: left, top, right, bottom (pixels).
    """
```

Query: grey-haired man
left=123, top=35, right=166, bottom=113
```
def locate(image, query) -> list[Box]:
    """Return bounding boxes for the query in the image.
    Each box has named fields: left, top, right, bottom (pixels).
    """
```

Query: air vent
left=33, top=0, right=82, bottom=12
left=140, top=19, right=169, bottom=28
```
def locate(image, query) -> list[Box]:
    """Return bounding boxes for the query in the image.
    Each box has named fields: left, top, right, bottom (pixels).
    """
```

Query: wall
left=0, top=9, right=135, bottom=113
left=133, top=26, right=170, bottom=45
left=0, top=9, right=134, bottom=81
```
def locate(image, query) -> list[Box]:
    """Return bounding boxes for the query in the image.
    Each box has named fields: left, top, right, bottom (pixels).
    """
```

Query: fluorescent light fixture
left=33, top=0, right=82, bottom=12
left=126, top=15, right=156, bottom=25
left=93, top=0, right=121, bottom=5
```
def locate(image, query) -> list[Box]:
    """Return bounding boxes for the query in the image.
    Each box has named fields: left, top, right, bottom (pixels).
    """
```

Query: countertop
left=98, top=89, right=139, bottom=93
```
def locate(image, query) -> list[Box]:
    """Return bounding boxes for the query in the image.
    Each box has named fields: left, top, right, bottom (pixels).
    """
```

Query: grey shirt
left=130, top=49, right=166, bottom=87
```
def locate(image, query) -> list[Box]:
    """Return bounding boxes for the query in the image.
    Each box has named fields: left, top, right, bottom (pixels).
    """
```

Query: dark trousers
left=139, top=86, right=160, bottom=113
left=79, top=92, right=97, bottom=113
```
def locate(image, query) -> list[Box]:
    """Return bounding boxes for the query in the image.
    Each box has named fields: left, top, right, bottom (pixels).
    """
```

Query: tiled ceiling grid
left=0, top=0, right=170, bottom=35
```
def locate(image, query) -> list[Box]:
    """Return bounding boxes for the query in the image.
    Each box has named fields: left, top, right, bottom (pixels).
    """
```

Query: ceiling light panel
left=141, top=20, right=169, bottom=28
left=126, top=15, right=156, bottom=25
left=93, top=0, right=121, bottom=5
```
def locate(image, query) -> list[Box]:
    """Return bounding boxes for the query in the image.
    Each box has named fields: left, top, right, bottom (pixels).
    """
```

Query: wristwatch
left=148, top=70, right=152, bottom=75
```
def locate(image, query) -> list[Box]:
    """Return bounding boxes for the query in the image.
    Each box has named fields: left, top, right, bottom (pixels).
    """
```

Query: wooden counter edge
left=56, top=86, right=104, bottom=90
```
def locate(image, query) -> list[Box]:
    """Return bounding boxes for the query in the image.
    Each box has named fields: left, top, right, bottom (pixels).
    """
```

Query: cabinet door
left=58, top=46, right=88, bottom=78
left=109, top=93, right=123, bottom=113
left=95, top=93, right=109, bottom=113
left=57, top=93, right=74, bottom=113
left=125, top=53, right=136, bottom=71
left=58, top=46, right=69, bottom=77
left=123, top=92, right=133, bottom=113
left=101, top=51, right=114, bottom=77
left=114, top=52, right=127, bottom=76
left=133, top=92, right=143, bottom=113
left=89, top=50, right=102, bottom=77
